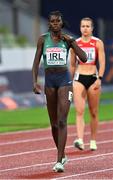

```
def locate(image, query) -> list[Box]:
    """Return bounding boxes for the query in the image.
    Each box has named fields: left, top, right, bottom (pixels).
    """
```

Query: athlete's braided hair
left=48, top=10, right=69, bottom=28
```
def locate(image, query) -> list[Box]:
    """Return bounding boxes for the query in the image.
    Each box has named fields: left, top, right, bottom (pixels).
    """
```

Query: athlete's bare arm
left=69, top=48, right=77, bottom=79
left=97, top=39, right=105, bottom=78
left=61, top=34, right=87, bottom=63
left=71, top=40, right=87, bottom=63
left=32, top=35, right=44, bottom=94
left=93, top=39, right=105, bottom=90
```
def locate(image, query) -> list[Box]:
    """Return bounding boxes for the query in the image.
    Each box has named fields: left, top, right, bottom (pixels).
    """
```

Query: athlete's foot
left=53, top=162, right=64, bottom=172
left=73, top=138, right=84, bottom=150
left=90, top=140, right=97, bottom=151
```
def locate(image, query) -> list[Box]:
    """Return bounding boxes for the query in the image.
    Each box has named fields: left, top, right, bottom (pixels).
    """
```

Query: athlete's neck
left=50, top=31, right=61, bottom=42
left=81, top=35, right=92, bottom=42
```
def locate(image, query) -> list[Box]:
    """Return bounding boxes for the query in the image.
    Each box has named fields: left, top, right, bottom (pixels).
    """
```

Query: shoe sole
left=55, top=169, right=64, bottom=172
left=74, top=142, right=84, bottom=150
left=53, top=168, right=64, bottom=172
left=90, top=148, right=97, bottom=151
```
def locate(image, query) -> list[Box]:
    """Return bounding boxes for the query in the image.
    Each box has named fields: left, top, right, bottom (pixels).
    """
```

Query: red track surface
left=0, top=120, right=113, bottom=179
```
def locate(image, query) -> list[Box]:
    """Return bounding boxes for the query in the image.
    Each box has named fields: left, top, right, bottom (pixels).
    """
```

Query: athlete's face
left=49, top=15, right=63, bottom=32
left=80, top=20, right=93, bottom=37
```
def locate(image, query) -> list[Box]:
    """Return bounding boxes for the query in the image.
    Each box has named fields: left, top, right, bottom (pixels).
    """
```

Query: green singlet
left=42, top=32, right=70, bottom=69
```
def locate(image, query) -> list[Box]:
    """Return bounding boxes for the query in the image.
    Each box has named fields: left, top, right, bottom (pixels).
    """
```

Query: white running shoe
left=73, top=138, right=84, bottom=150
left=53, top=162, right=64, bottom=172
left=61, top=156, right=68, bottom=165
left=90, top=140, right=97, bottom=151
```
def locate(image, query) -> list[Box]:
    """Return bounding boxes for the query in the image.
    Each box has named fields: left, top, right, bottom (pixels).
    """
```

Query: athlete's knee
left=90, top=108, right=98, bottom=119
left=59, top=119, right=67, bottom=129
left=76, top=108, right=84, bottom=117
left=51, top=124, right=58, bottom=130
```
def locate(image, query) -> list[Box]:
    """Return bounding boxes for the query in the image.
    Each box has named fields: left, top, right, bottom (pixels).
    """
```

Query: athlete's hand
left=61, top=34, right=75, bottom=45
left=93, top=79, right=101, bottom=90
left=62, top=34, right=87, bottom=63
left=33, top=83, right=41, bottom=94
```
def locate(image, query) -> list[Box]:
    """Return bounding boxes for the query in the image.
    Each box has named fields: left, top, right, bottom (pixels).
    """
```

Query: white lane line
left=0, top=139, right=113, bottom=158
left=1, top=152, right=113, bottom=173
left=0, top=120, right=113, bottom=135
left=0, top=127, right=51, bottom=135
left=52, top=167, right=113, bottom=180
left=0, top=128, right=113, bottom=146
left=0, top=136, right=53, bottom=146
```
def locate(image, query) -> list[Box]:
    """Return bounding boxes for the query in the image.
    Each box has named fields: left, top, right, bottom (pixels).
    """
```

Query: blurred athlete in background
left=70, top=17, right=105, bottom=151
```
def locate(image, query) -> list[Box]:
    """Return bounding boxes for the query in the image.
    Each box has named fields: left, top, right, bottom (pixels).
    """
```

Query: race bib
left=82, top=47, right=96, bottom=63
left=46, top=47, right=67, bottom=65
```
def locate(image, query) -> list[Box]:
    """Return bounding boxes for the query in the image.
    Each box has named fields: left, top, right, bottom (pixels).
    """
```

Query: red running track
left=0, top=120, right=113, bottom=179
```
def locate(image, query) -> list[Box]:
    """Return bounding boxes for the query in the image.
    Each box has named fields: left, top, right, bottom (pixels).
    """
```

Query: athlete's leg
left=57, top=85, right=72, bottom=162
left=45, top=87, right=58, bottom=148
left=87, top=85, right=101, bottom=141
left=73, top=81, right=87, bottom=140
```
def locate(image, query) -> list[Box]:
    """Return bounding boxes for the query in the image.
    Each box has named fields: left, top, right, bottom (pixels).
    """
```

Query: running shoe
left=53, top=162, right=64, bottom=172
left=61, top=156, right=68, bottom=165
left=90, top=140, right=97, bottom=151
left=73, top=138, right=84, bottom=150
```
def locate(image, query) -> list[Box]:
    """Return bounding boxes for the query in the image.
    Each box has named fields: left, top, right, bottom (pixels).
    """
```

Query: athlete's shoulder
left=37, top=33, right=49, bottom=45
left=91, top=36, right=100, bottom=41
left=41, top=32, right=50, bottom=38
left=92, top=36, right=104, bottom=45
left=39, top=32, right=50, bottom=44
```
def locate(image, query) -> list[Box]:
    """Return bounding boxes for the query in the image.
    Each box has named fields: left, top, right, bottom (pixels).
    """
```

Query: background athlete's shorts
left=45, top=70, right=72, bottom=88
left=74, top=73, right=97, bottom=89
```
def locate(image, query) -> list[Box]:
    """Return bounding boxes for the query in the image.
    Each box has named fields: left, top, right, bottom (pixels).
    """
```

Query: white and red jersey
left=76, top=36, right=99, bottom=65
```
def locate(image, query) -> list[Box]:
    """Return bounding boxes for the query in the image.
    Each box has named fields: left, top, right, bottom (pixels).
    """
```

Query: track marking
left=0, top=127, right=51, bottom=135
left=0, top=128, right=113, bottom=146
left=0, top=139, right=113, bottom=158
left=52, top=167, right=113, bottom=179
left=1, top=152, right=113, bottom=172
left=0, top=120, right=113, bottom=178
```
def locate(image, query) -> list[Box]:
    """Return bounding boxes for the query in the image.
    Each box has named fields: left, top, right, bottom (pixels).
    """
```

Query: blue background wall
left=40, top=0, right=113, bottom=38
